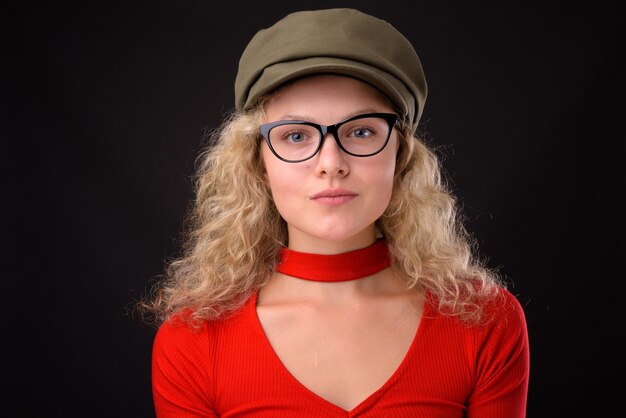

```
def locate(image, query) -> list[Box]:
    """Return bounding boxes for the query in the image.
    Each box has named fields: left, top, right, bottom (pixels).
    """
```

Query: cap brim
left=244, top=57, right=415, bottom=124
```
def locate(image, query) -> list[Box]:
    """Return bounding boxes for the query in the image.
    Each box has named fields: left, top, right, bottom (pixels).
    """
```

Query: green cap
left=234, top=8, right=428, bottom=131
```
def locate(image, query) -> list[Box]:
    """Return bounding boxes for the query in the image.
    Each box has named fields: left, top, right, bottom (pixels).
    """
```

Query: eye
left=351, top=127, right=374, bottom=139
left=284, top=130, right=308, bottom=143
left=269, top=123, right=319, bottom=147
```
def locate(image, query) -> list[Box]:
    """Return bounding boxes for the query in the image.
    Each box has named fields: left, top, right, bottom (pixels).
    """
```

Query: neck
left=285, top=225, right=377, bottom=255
left=260, top=239, right=401, bottom=306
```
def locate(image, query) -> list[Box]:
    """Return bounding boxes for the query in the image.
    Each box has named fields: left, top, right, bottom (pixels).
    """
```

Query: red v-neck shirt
left=152, top=286, right=529, bottom=417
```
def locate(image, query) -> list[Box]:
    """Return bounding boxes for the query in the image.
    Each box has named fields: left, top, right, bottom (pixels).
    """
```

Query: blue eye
left=351, top=127, right=374, bottom=139
left=287, top=132, right=306, bottom=143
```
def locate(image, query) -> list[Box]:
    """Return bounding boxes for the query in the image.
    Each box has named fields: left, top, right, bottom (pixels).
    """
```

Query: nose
left=314, top=133, right=349, bottom=177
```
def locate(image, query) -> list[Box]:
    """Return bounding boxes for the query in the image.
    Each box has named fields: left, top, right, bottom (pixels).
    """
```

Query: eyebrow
left=277, top=108, right=384, bottom=122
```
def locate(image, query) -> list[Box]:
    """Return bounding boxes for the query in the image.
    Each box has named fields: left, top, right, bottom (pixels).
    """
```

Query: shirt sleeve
left=466, top=289, right=531, bottom=418
left=152, top=319, right=218, bottom=418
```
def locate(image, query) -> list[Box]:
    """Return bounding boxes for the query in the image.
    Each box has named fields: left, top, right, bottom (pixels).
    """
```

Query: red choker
left=276, top=239, right=392, bottom=282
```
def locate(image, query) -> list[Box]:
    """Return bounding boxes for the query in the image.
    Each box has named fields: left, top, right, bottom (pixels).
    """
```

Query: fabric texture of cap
left=234, top=8, right=428, bottom=131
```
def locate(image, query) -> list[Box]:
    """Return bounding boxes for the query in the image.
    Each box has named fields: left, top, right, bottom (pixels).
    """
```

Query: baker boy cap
left=234, top=8, right=428, bottom=132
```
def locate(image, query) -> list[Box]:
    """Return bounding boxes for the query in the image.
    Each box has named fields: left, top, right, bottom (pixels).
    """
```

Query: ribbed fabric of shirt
left=152, top=245, right=530, bottom=417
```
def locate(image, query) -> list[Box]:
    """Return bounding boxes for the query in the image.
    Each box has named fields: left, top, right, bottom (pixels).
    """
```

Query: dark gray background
left=6, top=0, right=623, bottom=416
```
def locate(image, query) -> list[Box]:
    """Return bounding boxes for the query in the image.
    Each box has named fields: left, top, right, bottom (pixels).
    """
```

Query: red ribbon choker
left=276, top=239, right=392, bottom=282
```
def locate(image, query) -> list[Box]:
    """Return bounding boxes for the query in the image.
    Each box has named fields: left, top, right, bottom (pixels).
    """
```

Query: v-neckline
left=250, top=290, right=429, bottom=414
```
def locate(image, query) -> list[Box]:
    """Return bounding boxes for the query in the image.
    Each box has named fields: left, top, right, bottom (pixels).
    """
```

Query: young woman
left=141, top=8, right=529, bottom=417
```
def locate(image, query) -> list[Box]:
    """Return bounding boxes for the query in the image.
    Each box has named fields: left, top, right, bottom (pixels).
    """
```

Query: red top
left=152, top=245, right=530, bottom=417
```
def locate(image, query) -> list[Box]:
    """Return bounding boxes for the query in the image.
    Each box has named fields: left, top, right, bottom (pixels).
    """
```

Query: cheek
left=377, top=145, right=398, bottom=184
left=261, top=145, right=301, bottom=205
left=371, top=154, right=397, bottom=208
left=264, top=171, right=303, bottom=223
left=378, top=167, right=396, bottom=205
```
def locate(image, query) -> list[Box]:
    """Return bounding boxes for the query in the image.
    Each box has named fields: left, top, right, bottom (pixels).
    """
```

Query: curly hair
left=139, top=102, right=504, bottom=328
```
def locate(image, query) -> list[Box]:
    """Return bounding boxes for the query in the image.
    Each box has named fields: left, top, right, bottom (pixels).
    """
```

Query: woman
left=141, top=8, right=529, bottom=417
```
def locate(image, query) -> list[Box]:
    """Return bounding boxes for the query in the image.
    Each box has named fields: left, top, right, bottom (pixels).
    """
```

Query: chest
left=256, top=299, right=422, bottom=411
left=210, top=295, right=476, bottom=417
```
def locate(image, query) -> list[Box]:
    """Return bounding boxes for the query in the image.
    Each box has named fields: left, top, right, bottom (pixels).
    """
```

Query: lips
left=312, top=189, right=358, bottom=199
left=311, top=189, right=358, bottom=205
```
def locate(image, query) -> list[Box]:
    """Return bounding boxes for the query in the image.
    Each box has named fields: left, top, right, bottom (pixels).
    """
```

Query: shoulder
left=152, top=297, right=258, bottom=363
left=484, top=287, right=528, bottom=331
left=471, top=286, right=530, bottom=364
left=152, top=314, right=219, bottom=371
left=151, top=300, right=257, bottom=400
left=427, top=286, right=530, bottom=359
left=154, top=314, right=212, bottom=345
left=425, top=286, right=528, bottom=342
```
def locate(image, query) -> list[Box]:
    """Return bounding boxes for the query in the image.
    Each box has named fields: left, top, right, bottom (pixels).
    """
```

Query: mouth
left=311, top=189, right=358, bottom=205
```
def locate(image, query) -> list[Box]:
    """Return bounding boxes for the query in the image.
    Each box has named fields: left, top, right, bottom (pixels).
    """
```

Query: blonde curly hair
left=139, top=102, right=504, bottom=328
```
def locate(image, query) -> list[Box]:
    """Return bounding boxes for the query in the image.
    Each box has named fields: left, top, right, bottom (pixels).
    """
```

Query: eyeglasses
left=259, top=112, right=397, bottom=163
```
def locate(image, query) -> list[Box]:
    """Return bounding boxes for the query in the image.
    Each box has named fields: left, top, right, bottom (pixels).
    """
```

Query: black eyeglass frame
left=259, top=112, right=398, bottom=163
